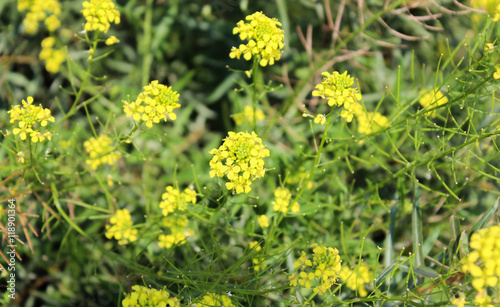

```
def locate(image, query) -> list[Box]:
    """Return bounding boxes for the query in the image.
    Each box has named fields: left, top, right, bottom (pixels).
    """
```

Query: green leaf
left=471, top=197, right=499, bottom=234
left=400, top=265, right=440, bottom=279
left=450, top=215, right=461, bottom=240
left=412, top=181, right=424, bottom=267
left=459, top=231, right=469, bottom=260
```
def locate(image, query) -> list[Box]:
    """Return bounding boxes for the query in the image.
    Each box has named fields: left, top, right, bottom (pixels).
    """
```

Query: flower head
left=194, top=293, right=235, bottom=307
left=105, top=35, right=120, bottom=45
left=18, top=0, right=61, bottom=34
left=233, top=106, right=265, bottom=126
left=229, top=11, right=284, bottom=67
left=122, top=285, right=180, bottom=307
left=290, top=244, right=342, bottom=295
left=314, top=114, right=327, bottom=125
left=81, top=0, right=120, bottom=33
left=209, top=131, right=270, bottom=194
left=462, top=225, right=500, bottom=306
left=159, top=186, right=197, bottom=217
left=352, top=104, right=389, bottom=135
left=339, top=263, right=372, bottom=297
left=494, top=66, right=500, bottom=80
left=158, top=215, right=193, bottom=249
left=418, top=89, right=448, bottom=118
left=84, top=134, right=121, bottom=169
left=272, top=187, right=300, bottom=214
left=8, top=96, right=55, bottom=142
left=123, top=80, right=180, bottom=128
left=257, top=214, right=269, bottom=228
left=105, top=209, right=138, bottom=245
left=39, top=37, right=66, bottom=73
left=312, top=71, right=362, bottom=122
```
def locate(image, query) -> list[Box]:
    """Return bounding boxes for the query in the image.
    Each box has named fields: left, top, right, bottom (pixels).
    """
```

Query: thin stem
left=252, top=57, right=260, bottom=132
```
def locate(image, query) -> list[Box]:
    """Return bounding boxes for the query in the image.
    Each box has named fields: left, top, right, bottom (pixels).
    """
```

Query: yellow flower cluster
left=209, top=131, right=270, bottom=194
left=352, top=104, right=389, bottom=135
left=39, top=37, right=66, bottom=73
left=159, top=186, right=197, bottom=217
left=17, top=0, right=61, bottom=34
left=272, top=187, right=299, bottom=214
left=123, top=81, right=181, bottom=128
left=462, top=225, right=500, bottom=307
left=418, top=89, right=448, bottom=118
left=105, top=35, right=120, bottom=45
left=249, top=241, right=266, bottom=271
left=81, top=0, right=120, bottom=33
left=229, top=11, right=284, bottom=67
left=8, top=96, right=54, bottom=142
left=233, top=106, right=265, bottom=126
left=312, top=71, right=362, bottom=122
left=289, top=244, right=342, bottom=295
left=190, top=293, right=235, bottom=307
left=471, top=0, right=500, bottom=14
left=257, top=214, right=269, bottom=228
left=122, top=285, right=180, bottom=307
left=495, top=4, right=500, bottom=21
left=494, top=67, right=500, bottom=80
left=84, top=134, right=121, bottom=170
left=158, top=215, right=193, bottom=249
left=339, top=263, right=372, bottom=297
left=105, top=209, right=138, bottom=245
left=314, top=114, right=327, bottom=125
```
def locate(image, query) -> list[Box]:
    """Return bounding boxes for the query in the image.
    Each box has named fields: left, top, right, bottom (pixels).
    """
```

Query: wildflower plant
left=81, top=0, right=120, bottom=33
left=17, top=0, right=61, bottom=34
left=8, top=96, right=54, bottom=142
left=159, top=186, right=197, bottom=217
left=122, top=285, right=180, bottom=307
left=83, top=134, right=121, bottom=169
left=105, top=209, right=138, bottom=245
left=209, top=131, right=270, bottom=194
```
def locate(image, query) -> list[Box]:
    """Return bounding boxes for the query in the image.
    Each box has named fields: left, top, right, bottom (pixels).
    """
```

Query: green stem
left=252, top=57, right=260, bottom=132
left=142, top=0, right=154, bottom=86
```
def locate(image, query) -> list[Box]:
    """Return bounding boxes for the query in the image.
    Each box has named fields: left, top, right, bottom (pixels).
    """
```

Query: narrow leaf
left=412, top=181, right=424, bottom=267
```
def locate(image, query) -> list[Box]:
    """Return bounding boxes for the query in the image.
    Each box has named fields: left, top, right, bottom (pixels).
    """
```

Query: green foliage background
left=0, top=0, right=499, bottom=306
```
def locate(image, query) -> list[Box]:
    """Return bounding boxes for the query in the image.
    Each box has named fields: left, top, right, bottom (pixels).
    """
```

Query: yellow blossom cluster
left=418, top=89, right=449, bottom=118
left=105, top=35, right=120, bottom=45
left=233, top=106, right=265, bottom=126
left=84, top=134, right=121, bottom=169
left=159, top=186, right=197, bottom=217
left=339, top=263, right=372, bottom=297
left=122, top=285, right=180, bottom=307
left=158, top=215, right=193, bottom=249
left=190, top=293, right=235, bottom=307
left=17, top=0, right=61, bottom=34
left=39, top=37, right=66, bottom=73
left=8, top=96, right=54, bottom=142
left=123, top=80, right=181, bottom=128
left=272, top=187, right=299, bottom=214
left=257, top=215, right=269, bottom=228
left=312, top=71, right=362, bottom=122
left=229, top=11, right=284, bottom=67
left=352, top=104, right=389, bottom=135
left=494, top=67, right=500, bottom=79
left=81, top=0, right=120, bottom=33
left=289, top=244, right=342, bottom=295
left=462, top=225, right=500, bottom=307
left=209, top=131, right=270, bottom=194
left=249, top=241, right=266, bottom=271
left=105, top=209, right=138, bottom=245
left=314, top=114, right=327, bottom=125
left=471, top=0, right=500, bottom=14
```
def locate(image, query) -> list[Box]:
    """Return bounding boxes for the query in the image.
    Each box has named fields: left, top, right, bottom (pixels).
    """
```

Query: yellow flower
left=462, top=224, right=500, bottom=304
left=418, top=89, right=448, bottom=118
left=84, top=134, right=121, bottom=169
left=123, top=80, right=181, bottom=128
left=312, top=71, right=362, bottom=122
left=339, top=263, right=372, bottom=297
left=233, top=106, right=265, bottom=126
left=451, top=293, right=466, bottom=307
left=17, top=0, right=61, bottom=34
left=159, top=186, right=197, bottom=217
left=105, top=209, right=138, bottom=245
left=257, top=214, right=269, bottom=228
left=494, top=4, right=500, bottom=22
left=249, top=241, right=266, bottom=271
left=353, top=107, right=389, bottom=135
left=272, top=187, right=300, bottom=214
left=158, top=215, right=192, bottom=249
left=494, top=67, right=500, bottom=80
left=105, top=35, right=120, bottom=45
left=209, top=131, right=270, bottom=194
left=471, top=0, right=500, bottom=13
left=313, top=114, right=327, bottom=125
left=9, top=96, right=55, bottom=142
left=39, top=37, right=66, bottom=73
left=196, top=293, right=235, bottom=307
left=230, top=11, right=284, bottom=67
left=81, top=0, right=120, bottom=33
left=122, top=285, right=180, bottom=307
